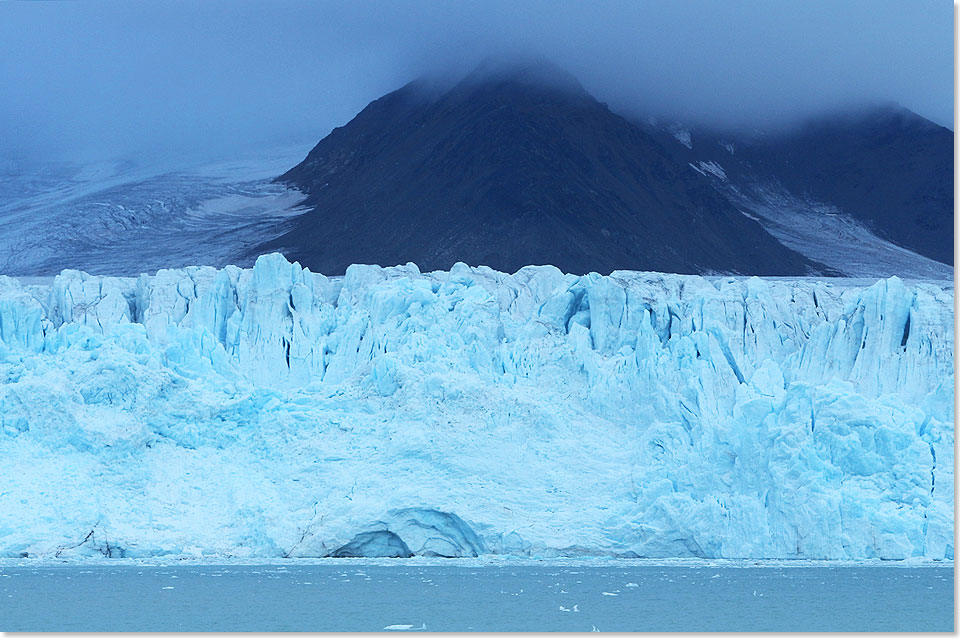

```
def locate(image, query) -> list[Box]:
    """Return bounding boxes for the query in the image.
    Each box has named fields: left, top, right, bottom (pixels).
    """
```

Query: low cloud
left=0, top=0, right=951, bottom=162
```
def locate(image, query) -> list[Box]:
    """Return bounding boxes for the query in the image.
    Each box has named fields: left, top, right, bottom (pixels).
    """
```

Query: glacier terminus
left=0, top=254, right=952, bottom=561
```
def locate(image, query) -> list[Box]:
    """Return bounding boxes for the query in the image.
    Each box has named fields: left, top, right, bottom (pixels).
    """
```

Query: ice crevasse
left=0, top=253, right=953, bottom=560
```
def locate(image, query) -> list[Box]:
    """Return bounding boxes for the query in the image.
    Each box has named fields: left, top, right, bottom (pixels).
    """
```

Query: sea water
left=0, top=562, right=952, bottom=632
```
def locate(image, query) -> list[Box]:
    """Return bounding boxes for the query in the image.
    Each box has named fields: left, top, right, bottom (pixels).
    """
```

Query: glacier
left=0, top=254, right=952, bottom=560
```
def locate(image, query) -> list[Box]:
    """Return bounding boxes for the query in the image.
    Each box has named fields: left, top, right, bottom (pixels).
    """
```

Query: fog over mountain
left=270, top=61, right=821, bottom=276
left=266, top=60, right=951, bottom=277
left=0, top=0, right=951, bottom=162
left=0, top=59, right=949, bottom=279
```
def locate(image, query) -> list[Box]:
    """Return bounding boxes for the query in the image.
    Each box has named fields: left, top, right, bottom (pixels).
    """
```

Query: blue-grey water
left=0, top=563, right=952, bottom=631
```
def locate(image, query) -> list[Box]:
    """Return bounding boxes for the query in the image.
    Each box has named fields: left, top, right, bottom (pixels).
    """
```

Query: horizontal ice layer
left=0, top=254, right=953, bottom=560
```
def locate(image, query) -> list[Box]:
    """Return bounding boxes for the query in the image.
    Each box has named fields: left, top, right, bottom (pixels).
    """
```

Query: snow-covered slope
left=0, top=148, right=309, bottom=276
left=0, top=255, right=953, bottom=560
left=712, top=177, right=951, bottom=281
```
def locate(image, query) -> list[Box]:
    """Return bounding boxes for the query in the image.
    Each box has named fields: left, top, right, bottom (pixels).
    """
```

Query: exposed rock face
left=270, top=62, right=820, bottom=276
left=738, top=106, right=954, bottom=266
left=637, top=104, right=954, bottom=273
left=272, top=64, right=952, bottom=279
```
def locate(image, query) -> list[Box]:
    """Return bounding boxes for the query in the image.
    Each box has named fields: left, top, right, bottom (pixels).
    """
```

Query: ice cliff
left=0, top=254, right=953, bottom=560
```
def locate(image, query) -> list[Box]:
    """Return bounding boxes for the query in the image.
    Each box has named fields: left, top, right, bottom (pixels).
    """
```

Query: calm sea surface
left=0, top=562, right=952, bottom=631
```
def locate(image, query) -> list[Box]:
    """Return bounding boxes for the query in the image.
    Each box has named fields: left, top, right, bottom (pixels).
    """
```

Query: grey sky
left=0, top=0, right=952, bottom=162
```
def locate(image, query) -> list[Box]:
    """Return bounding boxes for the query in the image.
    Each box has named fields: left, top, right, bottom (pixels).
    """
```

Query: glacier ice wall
left=0, top=254, right=953, bottom=560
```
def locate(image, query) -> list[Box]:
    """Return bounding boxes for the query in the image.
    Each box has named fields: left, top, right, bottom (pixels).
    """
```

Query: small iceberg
left=384, top=623, right=426, bottom=631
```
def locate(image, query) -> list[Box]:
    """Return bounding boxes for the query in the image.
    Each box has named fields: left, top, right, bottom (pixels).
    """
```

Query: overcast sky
left=0, top=0, right=952, bottom=162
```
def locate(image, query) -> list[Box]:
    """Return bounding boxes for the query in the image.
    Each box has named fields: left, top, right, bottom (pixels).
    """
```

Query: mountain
left=0, top=64, right=949, bottom=280
left=637, top=105, right=954, bottom=276
left=0, top=147, right=311, bottom=277
left=269, top=62, right=822, bottom=276
left=745, top=106, right=953, bottom=265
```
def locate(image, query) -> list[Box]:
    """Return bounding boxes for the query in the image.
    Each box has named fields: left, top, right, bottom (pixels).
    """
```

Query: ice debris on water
left=0, top=253, right=953, bottom=560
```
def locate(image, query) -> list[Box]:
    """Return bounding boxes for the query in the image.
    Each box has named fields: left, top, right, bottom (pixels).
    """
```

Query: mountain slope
left=637, top=106, right=954, bottom=276
left=0, top=69, right=947, bottom=280
left=270, top=64, right=820, bottom=276
left=743, top=106, right=954, bottom=266
left=0, top=148, right=311, bottom=277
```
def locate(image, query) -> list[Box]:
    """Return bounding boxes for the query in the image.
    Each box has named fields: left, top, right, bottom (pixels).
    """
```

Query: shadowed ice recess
left=0, top=254, right=953, bottom=560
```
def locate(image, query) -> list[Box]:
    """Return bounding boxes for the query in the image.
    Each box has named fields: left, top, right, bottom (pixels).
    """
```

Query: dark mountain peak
left=864, top=101, right=929, bottom=124
left=786, top=102, right=949, bottom=138
left=456, top=57, right=589, bottom=97
left=427, top=58, right=600, bottom=122
left=268, top=64, right=819, bottom=277
left=651, top=103, right=950, bottom=149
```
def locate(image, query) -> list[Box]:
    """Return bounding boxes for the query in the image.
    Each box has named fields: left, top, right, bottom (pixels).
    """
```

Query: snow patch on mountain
left=669, top=125, right=693, bottom=149
left=690, top=161, right=727, bottom=181
left=0, top=255, right=952, bottom=560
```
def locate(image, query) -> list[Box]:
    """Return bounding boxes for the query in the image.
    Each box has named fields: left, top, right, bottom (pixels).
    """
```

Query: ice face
left=0, top=254, right=953, bottom=560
